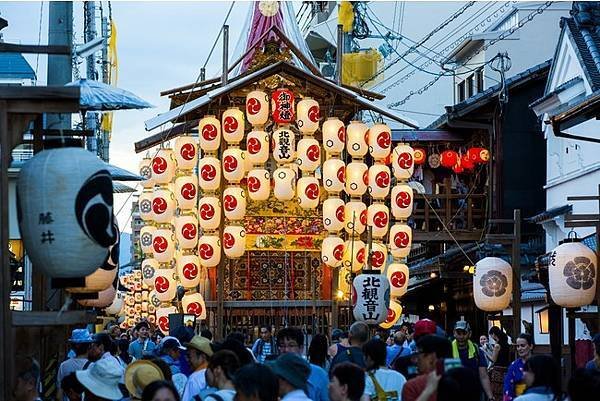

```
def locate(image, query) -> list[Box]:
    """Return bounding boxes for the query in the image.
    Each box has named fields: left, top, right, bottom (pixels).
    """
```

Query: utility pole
left=84, top=1, right=97, bottom=154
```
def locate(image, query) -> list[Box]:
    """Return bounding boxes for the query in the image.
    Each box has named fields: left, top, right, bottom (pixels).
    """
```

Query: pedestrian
left=392, top=319, right=438, bottom=379
left=57, top=329, right=93, bottom=401
left=308, top=334, right=330, bottom=370
left=159, top=338, right=186, bottom=375
left=201, top=329, right=214, bottom=342
left=76, top=357, right=125, bottom=401
left=204, top=350, right=241, bottom=401
left=514, top=355, right=563, bottom=401
left=567, top=368, right=600, bottom=401
left=386, top=331, right=411, bottom=369
left=129, top=322, right=157, bottom=360
left=437, top=367, right=482, bottom=401
left=504, top=333, right=534, bottom=401
left=585, top=334, right=600, bottom=372
left=488, top=326, right=511, bottom=400
left=277, top=327, right=329, bottom=401
left=89, top=333, right=120, bottom=366
left=13, top=357, right=42, bottom=401
left=142, top=380, right=181, bottom=401
left=233, top=363, right=279, bottom=401
left=220, top=337, right=256, bottom=366
left=479, top=334, right=494, bottom=367
left=228, top=332, right=257, bottom=362
left=328, top=363, right=365, bottom=401
left=401, top=335, right=451, bottom=401
left=451, top=321, right=494, bottom=401
left=125, top=360, right=166, bottom=400
left=252, top=325, right=278, bottom=363
left=267, top=353, right=312, bottom=401
left=182, top=335, right=214, bottom=401
left=329, top=330, right=349, bottom=360
left=60, top=372, right=85, bottom=401
left=173, top=326, right=196, bottom=377
left=107, top=322, right=122, bottom=341
left=362, top=338, right=406, bottom=401
left=330, top=322, right=369, bottom=371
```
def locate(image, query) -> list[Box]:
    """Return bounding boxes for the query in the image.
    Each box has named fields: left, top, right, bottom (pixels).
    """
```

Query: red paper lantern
left=461, top=153, right=475, bottom=170
left=467, top=147, right=490, bottom=164
left=413, top=148, right=427, bottom=165
left=271, top=88, right=295, bottom=124
left=440, top=150, right=459, bottom=168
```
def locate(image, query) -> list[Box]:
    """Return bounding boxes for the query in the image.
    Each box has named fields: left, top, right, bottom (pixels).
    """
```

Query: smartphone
left=436, top=358, right=463, bottom=375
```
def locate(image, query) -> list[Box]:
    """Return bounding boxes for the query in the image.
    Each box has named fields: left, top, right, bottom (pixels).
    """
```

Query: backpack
left=329, top=344, right=365, bottom=374
left=367, top=371, right=399, bottom=401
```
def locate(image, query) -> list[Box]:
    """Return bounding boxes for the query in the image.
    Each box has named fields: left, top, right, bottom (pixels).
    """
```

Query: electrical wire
left=202, top=1, right=236, bottom=70
left=34, top=1, right=44, bottom=80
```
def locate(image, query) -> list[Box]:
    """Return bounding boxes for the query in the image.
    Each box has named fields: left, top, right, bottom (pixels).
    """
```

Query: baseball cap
left=454, top=321, right=471, bottom=332
left=161, top=337, right=186, bottom=351
left=414, top=319, right=437, bottom=339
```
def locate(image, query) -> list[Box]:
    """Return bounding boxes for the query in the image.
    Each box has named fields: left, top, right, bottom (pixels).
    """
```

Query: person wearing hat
left=57, top=329, right=94, bottom=401
left=124, top=360, right=165, bottom=400
left=402, top=335, right=451, bottom=401
left=182, top=336, right=214, bottom=401
left=158, top=337, right=186, bottom=375
left=268, top=353, right=312, bottom=401
left=129, top=322, right=156, bottom=360
left=89, top=333, right=120, bottom=366
left=76, top=357, right=125, bottom=401
left=452, top=321, right=494, bottom=401
left=204, top=350, right=241, bottom=401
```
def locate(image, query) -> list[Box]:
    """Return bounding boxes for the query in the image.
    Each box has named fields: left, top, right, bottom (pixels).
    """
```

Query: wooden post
left=512, top=209, right=521, bottom=340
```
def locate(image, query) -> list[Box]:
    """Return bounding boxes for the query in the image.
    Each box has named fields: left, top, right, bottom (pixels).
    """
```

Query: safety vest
left=451, top=339, right=477, bottom=360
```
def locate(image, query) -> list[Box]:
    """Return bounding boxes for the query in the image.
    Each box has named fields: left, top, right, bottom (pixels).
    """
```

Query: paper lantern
left=271, top=88, right=295, bottom=124
left=352, top=273, right=390, bottom=324
left=223, top=225, right=246, bottom=258
left=272, top=128, right=296, bottom=164
left=174, top=135, right=198, bottom=170
left=453, top=162, right=464, bottom=174
left=296, top=98, right=320, bottom=133
left=17, top=147, right=116, bottom=278
left=473, top=257, right=513, bottom=312
left=391, top=184, right=414, bottom=220
left=367, top=164, right=391, bottom=199
left=138, top=190, right=154, bottom=222
left=78, top=284, right=116, bottom=309
left=198, top=157, right=221, bottom=192
left=149, top=290, right=161, bottom=310
left=387, top=263, right=409, bottom=297
left=413, top=148, right=427, bottom=165
left=198, top=235, right=222, bottom=268
left=343, top=238, right=366, bottom=273
left=156, top=306, right=177, bottom=335
left=367, top=203, right=390, bottom=238
left=369, top=242, right=388, bottom=270
left=151, top=186, right=176, bottom=224
left=198, top=196, right=222, bottom=231
left=346, top=121, right=368, bottom=157
left=321, top=236, right=344, bottom=267
left=322, top=158, right=345, bottom=193
left=273, top=167, right=296, bottom=201
left=154, top=268, right=177, bottom=302
left=198, top=115, right=221, bottom=152
left=66, top=262, right=117, bottom=294
left=392, top=144, right=414, bottom=181
left=104, top=291, right=125, bottom=315
left=247, top=168, right=271, bottom=201
left=222, top=148, right=246, bottom=183
left=297, top=137, right=321, bottom=172
left=389, top=224, right=413, bottom=258
left=151, top=148, right=176, bottom=185
left=223, top=186, right=247, bottom=221
left=344, top=201, right=367, bottom=235
left=222, top=108, right=245, bottom=144
left=459, top=153, right=474, bottom=170
left=175, top=214, right=199, bottom=249
left=182, top=292, right=207, bottom=319
left=174, top=175, right=198, bottom=210
left=152, top=228, right=176, bottom=264
left=141, top=258, right=159, bottom=287
left=467, top=147, right=490, bottom=164
left=246, top=130, right=270, bottom=165
left=368, top=123, right=391, bottom=161
left=380, top=299, right=403, bottom=329
left=139, top=155, right=154, bottom=189
left=297, top=177, right=320, bottom=209
left=246, top=90, right=269, bottom=127
left=140, top=225, right=156, bottom=256
left=323, top=197, right=345, bottom=233
left=345, top=162, right=368, bottom=197
left=440, top=150, right=459, bottom=168
left=548, top=241, right=597, bottom=308
left=176, top=253, right=201, bottom=288
left=322, top=117, right=345, bottom=155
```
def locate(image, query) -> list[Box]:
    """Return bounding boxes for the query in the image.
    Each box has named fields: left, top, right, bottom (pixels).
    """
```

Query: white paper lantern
left=138, top=190, right=154, bottom=222
left=153, top=268, right=177, bottom=302
left=380, top=299, right=403, bottom=329
left=367, top=203, right=390, bottom=238
left=222, top=108, right=245, bottom=144
left=387, top=263, right=409, bottom=297
left=368, top=123, right=392, bottom=161
left=389, top=224, right=413, bottom=258
left=198, top=235, right=222, bottom=267
left=175, top=214, right=199, bottom=249
left=174, top=175, right=198, bottom=210
left=246, top=90, right=269, bottom=127
left=321, top=236, right=344, bottom=267
left=323, top=197, right=345, bottom=233
left=223, top=186, right=247, bottom=221
left=66, top=262, right=117, bottom=294
left=151, top=186, right=176, bottom=224
left=222, top=148, right=246, bottom=183
left=346, top=121, right=369, bottom=157
left=198, top=115, right=221, bottom=152
left=342, top=238, right=366, bottom=272
left=141, top=258, right=159, bottom=287
left=182, top=292, right=207, bottom=319
left=156, top=306, right=177, bottom=335
left=104, top=291, right=125, bottom=315
left=344, top=201, right=367, bottom=235
left=152, top=228, right=176, bottom=264
left=140, top=225, right=156, bottom=256
left=246, top=130, right=270, bottom=165
left=368, top=164, right=391, bottom=199
left=174, top=135, right=198, bottom=170
left=391, top=184, right=414, bottom=220
left=149, top=290, right=161, bottom=310
left=474, top=257, right=513, bottom=312
left=272, top=128, right=296, bottom=164
left=198, top=196, right=222, bottom=231
left=322, top=117, right=345, bottom=155
left=369, top=242, right=388, bottom=270
left=296, top=137, right=321, bottom=172
left=297, top=176, right=320, bottom=209
left=296, top=98, right=320, bottom=133
left=198, top=157, right=221, bottom=192
left=549, top=241, right=597, bottom=308
left=176, top=253, right=201, bottom=288
left=223, top=225, right=246, bottom=258
left=78, top=284, right=117, bottom=308
left=17, top=147, right=116, bottom=279
left=152, top=148, right=176, bottom=185
left=273, top=167, right=296, bottom=201
left=392, top=144, right=414, bottom=180
left=247, top=168, right=271, bottom=201
left=345, top=162, right=368, bottom=197
left=138, top=155, right=154, bottom=189
left=352, top=273, right=390, bottom=324
left=322, top=158, right=345, bottom=193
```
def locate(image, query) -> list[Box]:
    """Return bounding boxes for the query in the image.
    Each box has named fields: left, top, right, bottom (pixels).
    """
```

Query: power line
left=35, top=1, right=44, bottom=79
left=203, top=1, right=236, bottom=69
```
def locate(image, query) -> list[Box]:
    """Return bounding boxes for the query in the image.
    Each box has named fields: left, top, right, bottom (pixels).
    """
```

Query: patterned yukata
left=503, top=358, right=528, bottom=401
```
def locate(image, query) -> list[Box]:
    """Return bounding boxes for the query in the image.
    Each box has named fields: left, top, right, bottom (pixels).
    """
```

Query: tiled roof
left=528, top=204, right=573, bottom=224
left=562, top=17, right=600, bottom=91
left=529, top=77, right=583, bottom=108
left=582, top=233, right=597, bottom=252
left=521, top=281, right=547, bottom=303
left=0, top=52, right=35, bottom=80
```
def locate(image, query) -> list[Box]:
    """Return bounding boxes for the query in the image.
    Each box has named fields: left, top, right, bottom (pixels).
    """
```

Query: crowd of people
left=11, top=318, right=600, bottom=401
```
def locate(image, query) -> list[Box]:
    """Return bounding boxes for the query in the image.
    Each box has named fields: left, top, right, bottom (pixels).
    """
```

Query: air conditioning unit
left=319, top=62, right=336, bottom=79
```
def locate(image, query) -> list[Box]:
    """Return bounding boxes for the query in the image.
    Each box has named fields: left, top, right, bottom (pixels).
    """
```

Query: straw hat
left=124, top=360, right=165, bottom=399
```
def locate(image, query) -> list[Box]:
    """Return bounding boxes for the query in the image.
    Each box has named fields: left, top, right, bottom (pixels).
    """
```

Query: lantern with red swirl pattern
left=392, top=144, right=414, bottom=181
left=246, top=90, right=269, bottom=127
left=139, top=154, right=154, bottom=188
left=152, top=228, right=176, bottom=264
left=322, top=117, right=345, bottom=155
left=323, top=197, right=345, bottom=233
left=223, top=186, right=246, bottom=221
left=174, top=175, right=198, bottom=210
left=222, top=148, right=246, bottom=183
left=389, top=223, right=412, bottom=259
left=296, top=98, right=320, bottom=133
left=345, top=162, right=368, bottom=197
left=367, top=203, right=390, bottom=239
left=153, top=268, right=177, bottom=302
left=321, top=236, right=345, bottom=267
left=344, top=201, right=367, bottom=235
left=368, top=123, right=392, bottom=161
left=271, top=88, right=295, bottom=124
left=198, top=157, right=221, bottom=192
left=247, top=169, right=271, bottom=201
left=346, top=121, right=369, bottom=158
left=380, top=300, right=403, bottom=329
left=222, top=108, right=245, bottom=144
left=151, top=186, right=176, bottom=224
left=272, top=128, right=296, bottom=164
left=322, top=158, right=345, bottom=194
left=198, top=196, right=222, bottom=231
left=223, top=225, right=246, bottom=259
left=140, top=225, right=157, bottom=256
left=138, top=190, right=154, bottom=222
left=343, top=238, right=366, bottom=273
left=176, top=253, right=201, bottom=287
left=391, top=184, right=414, bottom=220
left=198, top=235, right=221, bottom=268
left=273, top=167, right=296, bottom=201
left=152, top=148, right=176, bottom=185
left=246, top=130, right=270, bottom=165
left=367, top=164, right=391, bottom=199
left=175, top=214, right=199, bottom=249
left=296, top=137, right=321, bottom=172
left=198, top=116, right=221, bottom=152
left=141, top=258, right=159, bottom=287
left=297, top=176, right=320, bottom=209
left=369, top=242, right=388, bottom=270
left=174, top=135, right=198, bottom=170
left=156, top=306, right=177, bottom=335
left=182, top=292, right=207, bottom=319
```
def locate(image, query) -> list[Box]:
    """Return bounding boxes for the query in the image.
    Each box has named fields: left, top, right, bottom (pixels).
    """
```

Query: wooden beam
left=0, top=42, right=71, bottom=55
left=135, top=120, right=199, bottom=153
left=11, top=311, right=97, bottom=327
left=413, top=231, right=483, bottom=242
left=0, top=86, right=79, bottom=101
left=7, top=99, right=80, bottom=114
left=41, top=129, right=94, bottom=137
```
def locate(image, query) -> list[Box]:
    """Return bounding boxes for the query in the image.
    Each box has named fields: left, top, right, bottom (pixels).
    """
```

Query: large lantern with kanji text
left=352, top=274, right=390, bottom=324
left=271, top=88, right=295, bottom=124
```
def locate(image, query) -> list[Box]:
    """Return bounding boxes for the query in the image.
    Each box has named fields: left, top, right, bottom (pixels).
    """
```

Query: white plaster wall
left=8, top=180, right=20, bottom=239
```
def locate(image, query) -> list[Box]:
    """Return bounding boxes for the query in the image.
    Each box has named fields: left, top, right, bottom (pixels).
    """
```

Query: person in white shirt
left=361, top=339, right=406, bottom=401
left=204, top=350, right=241, bottom=401
left=182, top=335, right=214, bottom=401
left=267, top=353, right=312, bottom=401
